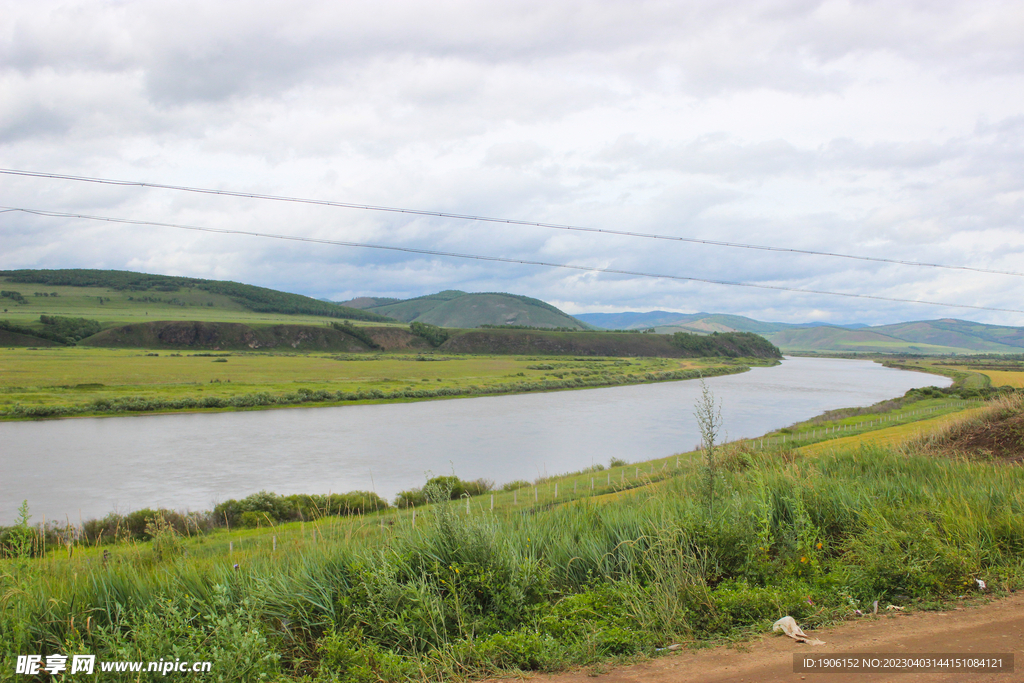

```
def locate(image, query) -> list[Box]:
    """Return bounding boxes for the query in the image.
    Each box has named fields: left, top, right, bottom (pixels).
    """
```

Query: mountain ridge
left=576, top=311, right=1024, bottom=354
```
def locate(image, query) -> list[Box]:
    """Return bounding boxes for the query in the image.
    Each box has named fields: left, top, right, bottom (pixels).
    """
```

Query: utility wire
left=4, top=205, right=1022, bottom=315
left=1, top=167, right=1020, bottom=278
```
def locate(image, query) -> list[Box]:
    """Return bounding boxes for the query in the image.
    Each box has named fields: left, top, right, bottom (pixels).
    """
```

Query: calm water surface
left=0, top=357, right=950, bottom=523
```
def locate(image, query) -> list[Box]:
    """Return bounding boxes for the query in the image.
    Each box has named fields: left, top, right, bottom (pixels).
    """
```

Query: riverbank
left=3, top=394, right=1021, bottom=682
left=0, top=348, right=773, bottom=420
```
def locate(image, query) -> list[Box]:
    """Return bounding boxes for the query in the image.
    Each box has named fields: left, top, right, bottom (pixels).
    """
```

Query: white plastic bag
left=772, top=616, right=825, bottom=645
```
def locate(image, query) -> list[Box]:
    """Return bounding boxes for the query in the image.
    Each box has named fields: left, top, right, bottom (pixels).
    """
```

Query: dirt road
left=486, top=592, right=1023, bottom=683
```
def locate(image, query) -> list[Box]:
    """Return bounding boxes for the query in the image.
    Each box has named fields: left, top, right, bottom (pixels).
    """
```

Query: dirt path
left=485, top=592, right=1023, bottom=683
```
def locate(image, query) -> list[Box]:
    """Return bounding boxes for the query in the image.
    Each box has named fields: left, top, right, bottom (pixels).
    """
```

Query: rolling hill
left=357, top=291, right=590, bottom=330
left=0, top=269, right=393, bottom=325
left=576, top=311, right=1024, bottom=355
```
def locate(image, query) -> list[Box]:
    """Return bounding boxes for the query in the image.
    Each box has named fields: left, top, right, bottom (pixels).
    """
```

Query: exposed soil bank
left=488, top=592, right=1024, bottom=683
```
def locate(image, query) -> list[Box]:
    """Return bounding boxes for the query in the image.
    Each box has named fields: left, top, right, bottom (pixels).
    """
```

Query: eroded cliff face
left=81, top=321, right=432, bottom=352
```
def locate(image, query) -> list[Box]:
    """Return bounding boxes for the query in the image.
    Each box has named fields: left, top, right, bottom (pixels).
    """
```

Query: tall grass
left=3, top=434, right=1024, bottom=681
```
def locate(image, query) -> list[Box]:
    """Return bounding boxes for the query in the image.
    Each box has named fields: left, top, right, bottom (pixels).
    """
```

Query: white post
left=554, top=483, right=558, bottom=498
left=490, top=494, right=494, bottom=511
left=273, top=535, right=277, bottom=552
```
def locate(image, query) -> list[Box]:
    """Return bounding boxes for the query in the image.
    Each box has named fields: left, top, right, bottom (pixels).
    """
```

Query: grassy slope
left=0, top=270, right=392, bottom=327
left=764, top=326, right=973, bottom=354
left=872, top=319, right=1024, bottom=353
left=364, top=290, right=467, bottom=321
left=370, top=291, right=587, bottom=329
left=416, top=293, right=585, bottom=329
left=573, top=311, right=706, bottom=329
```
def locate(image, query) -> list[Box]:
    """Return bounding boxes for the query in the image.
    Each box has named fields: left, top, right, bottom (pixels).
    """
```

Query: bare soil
left=929, top=408, right=1024, bottom=463
left=485, top=592, right=1024, bottom=683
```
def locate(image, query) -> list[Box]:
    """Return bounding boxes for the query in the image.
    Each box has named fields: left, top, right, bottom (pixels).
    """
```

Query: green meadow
left=0, top=347, right=751, bottom=419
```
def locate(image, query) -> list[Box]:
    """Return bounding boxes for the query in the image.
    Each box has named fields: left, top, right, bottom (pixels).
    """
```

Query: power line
left=1, top=167, right=1021, bottom=278
left=5, top=205, right=1022, bottom=315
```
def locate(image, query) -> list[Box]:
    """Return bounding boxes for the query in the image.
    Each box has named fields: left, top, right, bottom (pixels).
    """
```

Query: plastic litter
left=886, top=605, right=904, bottom=611
left=655, top=644, right=682, bottom=652
left=976, top=579, right=987, bottom=591
left=772, top=616, right=825, bottom=645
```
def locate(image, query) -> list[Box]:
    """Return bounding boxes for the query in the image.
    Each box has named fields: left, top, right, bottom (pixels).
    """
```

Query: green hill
left=763, top=326, right=969, bottom=355
left=871, top=319, right=1024, bottom=353
left=338, top=296, right=402, bottom=309
left=0, top=269, right=394, bottom=332
left=765, top=319, right=1024, bottom=354
left=367, top=291, right=589, bottom=329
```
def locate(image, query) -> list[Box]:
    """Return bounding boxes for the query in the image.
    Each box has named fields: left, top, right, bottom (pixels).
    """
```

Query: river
left=0, top=356, right=950, bottom=523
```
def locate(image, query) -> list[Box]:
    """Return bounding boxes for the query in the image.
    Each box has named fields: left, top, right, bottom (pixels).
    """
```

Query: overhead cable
left=1, top=167, right=1020, bottom=278
left=4, top=205, right=1021, bottom=315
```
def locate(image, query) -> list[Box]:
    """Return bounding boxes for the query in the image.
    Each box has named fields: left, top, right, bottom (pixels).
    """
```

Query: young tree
left=694, top=377, right=723, bottom=513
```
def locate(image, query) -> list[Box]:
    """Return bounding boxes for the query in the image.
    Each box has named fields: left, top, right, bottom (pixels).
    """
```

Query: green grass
left=3, top=397, right=1022, bottom=681
left=0, top=348, right=745, bottom=419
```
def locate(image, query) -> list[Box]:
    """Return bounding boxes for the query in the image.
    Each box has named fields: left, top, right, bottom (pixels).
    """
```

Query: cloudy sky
left=1, top=0, right=1023, bottom=326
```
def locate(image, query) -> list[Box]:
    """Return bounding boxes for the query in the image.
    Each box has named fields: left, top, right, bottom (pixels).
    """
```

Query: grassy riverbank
left=2, top=392, right=1022, bottom=681
left=0, top=348, right=771, bottom=419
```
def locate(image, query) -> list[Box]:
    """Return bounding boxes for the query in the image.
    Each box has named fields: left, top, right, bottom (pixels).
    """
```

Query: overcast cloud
left=1, top=0, right=1023, bottom=326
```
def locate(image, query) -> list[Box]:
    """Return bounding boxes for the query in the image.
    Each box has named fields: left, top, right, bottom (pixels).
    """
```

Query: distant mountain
left=365, top=291, right=589, bottom=329
left=576, top=311, right=866, bottom=335
left=576, top=310, right=1024, bottom=355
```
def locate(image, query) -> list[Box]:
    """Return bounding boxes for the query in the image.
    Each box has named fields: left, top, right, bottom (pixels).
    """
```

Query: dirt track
left=486, top=592, right=1023, bottom=683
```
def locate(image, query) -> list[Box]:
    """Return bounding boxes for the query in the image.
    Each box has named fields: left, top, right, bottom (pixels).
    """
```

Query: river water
left=0, top=357, right=949, bottom=524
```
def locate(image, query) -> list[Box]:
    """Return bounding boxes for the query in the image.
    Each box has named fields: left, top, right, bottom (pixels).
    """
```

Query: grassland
left=0, top=348, right=757, bottom=419
left=978, top=370, right=1024, bottom=388
left=2, top=394, right=1022, bottom=681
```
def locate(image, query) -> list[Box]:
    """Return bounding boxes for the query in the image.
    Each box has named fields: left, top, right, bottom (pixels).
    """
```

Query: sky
left=1, top=0, right=1023, bottom=326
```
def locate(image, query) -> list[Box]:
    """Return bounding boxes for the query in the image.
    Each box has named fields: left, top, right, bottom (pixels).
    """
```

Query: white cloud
left=2, top=0, right=1023, bottom=326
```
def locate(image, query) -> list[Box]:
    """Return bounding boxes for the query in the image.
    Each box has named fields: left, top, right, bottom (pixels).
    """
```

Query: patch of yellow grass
left=798, top=407, right=990, bottom=455
left=977, top=370, right=1024, bottom=388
